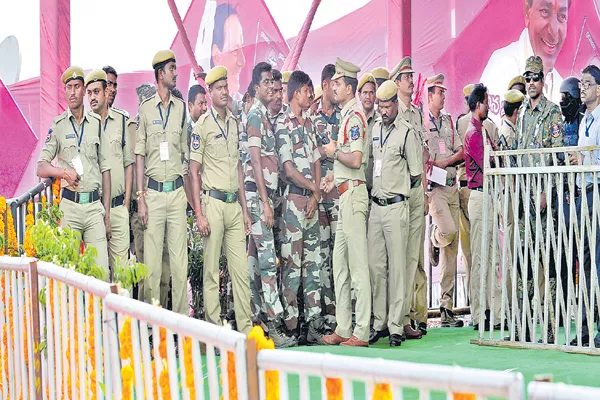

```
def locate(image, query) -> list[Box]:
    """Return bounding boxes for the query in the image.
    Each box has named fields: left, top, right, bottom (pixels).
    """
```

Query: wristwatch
left=333, top=149, right=339, bottom=160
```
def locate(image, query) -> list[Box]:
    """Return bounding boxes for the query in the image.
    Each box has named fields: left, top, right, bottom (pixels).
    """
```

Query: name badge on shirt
left=438, top=139, right=447, bottom=155
left=160, top=141, right=170, bottom=161
left=72, top=155, right=84, bottom=176
left=153, top=120, right=162, bottom=125
left=66, top=134, right=76, bottom=140
left=375, top=159, right=382, bottom=177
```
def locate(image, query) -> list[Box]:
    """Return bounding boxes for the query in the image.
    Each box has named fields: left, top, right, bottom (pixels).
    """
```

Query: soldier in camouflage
left=311, top=64, right=341, bottom=332
left=245, top=62, right=296, bottom=348
left=277, top=70, right=326, bottom=345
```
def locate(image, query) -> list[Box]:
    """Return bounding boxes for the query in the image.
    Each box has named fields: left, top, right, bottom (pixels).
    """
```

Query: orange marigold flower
left=326, top=378, right=343, bottom=400
left=372, top=383, right=392, bottom=400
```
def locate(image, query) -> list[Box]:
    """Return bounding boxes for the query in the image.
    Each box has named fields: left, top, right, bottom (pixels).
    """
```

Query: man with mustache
left=102, top=65, right=118, bottom=108
left=85, top=69, right=134, bottom=274
left=134, top=50, right=189, bottom=315
left=480, top=0, right=570, bottom=124
left=189, top=65, right=253, bottom=334
left=358, top=73, right=378, bottom=200
left=245, top=62, right=296, bottom=347
left=37, top=66, right=112, bottom=276
left=390, top=56, right=430, bottom=337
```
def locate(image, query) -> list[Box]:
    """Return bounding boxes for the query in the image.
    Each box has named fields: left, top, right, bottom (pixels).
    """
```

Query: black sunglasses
left=524, top=73, right=541, bottom=83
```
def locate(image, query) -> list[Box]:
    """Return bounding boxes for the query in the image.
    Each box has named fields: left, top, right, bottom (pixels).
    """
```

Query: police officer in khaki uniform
left=371, top=67, right=390, bottom=89
left=456, top=84, right=499, bottom=319
left=426, top=74, right=465, bottom=328
left=367, top=81, right=423, bottom=346
left=189, top=66, right=252, bottom=335
left=37, top=66, right=112, bottom=275
left=357, top=73, right=378, bottom=196
left=85, top=69, right=134, bottom=272
left=390, top=56, right=430, bottom=336
left=322, top=57, right=371, bottom=347
left=134, top=50, right=189, bottom=315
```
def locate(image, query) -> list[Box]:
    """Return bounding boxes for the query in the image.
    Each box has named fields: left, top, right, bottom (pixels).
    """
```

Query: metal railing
left=528, top=381, right=600, bottom=400
left=257, top=349, right=525, bottom=400
left=474, top=145, right=600, bottom=353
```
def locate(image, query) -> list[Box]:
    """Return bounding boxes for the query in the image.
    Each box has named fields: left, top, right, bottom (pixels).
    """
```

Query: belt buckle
left=226, top=192, right=235, bottom=203
left=79, top=193, right=90, bottom=204
left=377, top=198, right=386, bottom=206
left=163, top=181, right=174, bottom=193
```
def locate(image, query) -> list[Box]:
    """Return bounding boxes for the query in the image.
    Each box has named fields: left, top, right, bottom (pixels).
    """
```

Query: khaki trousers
left=333, top=183, right=371, bottom=342
left=143, top=186, right=188, bottom=315
left=459, top=185, right=472, bottom=291
left=403, top=185, right=424, bottom=326
left=108, top=204, right=130, bottom=272
left=430, top=185, right=460, bottom=310
left=202, top=195, right=252, bottom=335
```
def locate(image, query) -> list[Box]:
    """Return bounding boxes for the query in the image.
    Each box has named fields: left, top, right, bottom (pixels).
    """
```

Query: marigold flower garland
left=87, top=295, right=97, bottom=400
left=248, top=326, right=279, bottom=400
left=1, top=273, right=8, bottom=398
left=326, top=378, right=343, bottom=400
left=51, top=179, right=61, bottom=206
left=0, top=197, right=18, bottom=256
left=119, top=317, right=133, bottom=400
left=183, top=337, right=196, bottom=399
left=453, top=393, right=476, bottom=400
left=372, top=383, right=392, bottom=400
left=24, top=203, right=35, bottom=257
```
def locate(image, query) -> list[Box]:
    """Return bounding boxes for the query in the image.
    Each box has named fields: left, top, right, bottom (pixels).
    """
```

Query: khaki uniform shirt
left=399, top=99, right=427, bottom=167
left=100, top=108, right=134, bottom=198
left=498, top=118, right=518, bottom=150
left=372, top=114, right=422, bottom=198
left=190, top=107, right=240, bottom=192
left=456, top=112, right=499, bottom=181
left=134, top=93, right=188, bottom=182
left=276, top=109, right=321, bottom=185
left=365, top=108, right=380, bottom=191
left=334, top=98, right=368, bottom=186
left=426, top=111, right=463, bottom=181
left=245, top=99, right=279, bottom=191
left=39, top=108, right=110, bottom=192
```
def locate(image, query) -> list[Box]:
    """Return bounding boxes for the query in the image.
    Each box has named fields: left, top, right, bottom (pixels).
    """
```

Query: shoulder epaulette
left=111, top=107, right=130, bottom=119
left=87, top=111, right=101, bottom=121
left=54, top=111, right=68, bottom=124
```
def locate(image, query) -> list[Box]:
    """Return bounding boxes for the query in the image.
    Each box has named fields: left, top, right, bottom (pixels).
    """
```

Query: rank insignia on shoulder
left=46, top=129, right=53, bottom=143
left=192, top=134, right=200, bottom=150
left=350, top=126, right=360, bottom=140
left=551, top=123, right=561, bottom=138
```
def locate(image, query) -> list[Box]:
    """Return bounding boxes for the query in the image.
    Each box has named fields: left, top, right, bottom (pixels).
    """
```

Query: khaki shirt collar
left=210, top=106, right=233, bottom=124
left=153, top=92, right=174, bottom=107
left=341, top=97, right=358, bottom=117
left=67, top=107, right=90, bottom=125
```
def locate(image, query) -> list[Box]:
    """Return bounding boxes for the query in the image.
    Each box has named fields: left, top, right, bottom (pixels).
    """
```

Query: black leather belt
left=148, top=176, right=184, bottom=193
left=288, top=184, right=312, bottom=197
left=244, top=182, right=274, bottom=198
left=459, top=180, right=468, bottom=188
left=62, top=188, right=100, bottom=204
left=205, top=189, right=239, bottom=204
left=111, top=194, right=124, bottom=208
left=372, top=194, right=407, bottom=206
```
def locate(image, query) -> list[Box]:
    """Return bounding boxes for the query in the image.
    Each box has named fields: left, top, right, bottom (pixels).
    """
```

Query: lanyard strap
left=380, top=124, right=393, bottom=147
left=70, top=118, right=85, bottom=152
left=320, top=110, right=338, bottom=125
left=211, top=108, right=229, bottom=139
left=103, top=117, right=109, bottom=132
left=158, top=102, right=172, bottom=132
left=267, top=114, right=277, bottom=133
left=586, top=115, right=594, bottom=137
left=429, top=114, right=442, bottom=132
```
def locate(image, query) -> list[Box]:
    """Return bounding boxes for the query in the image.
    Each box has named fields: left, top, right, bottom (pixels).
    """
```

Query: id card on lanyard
left=158, top=102, right=172, bottom=161
left=71, top=119, right=85, bottom=175
left=376, top=125, right=393, bottom=177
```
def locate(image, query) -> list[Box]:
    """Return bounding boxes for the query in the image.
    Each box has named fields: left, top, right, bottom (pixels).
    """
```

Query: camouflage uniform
left=245, top=99, right=283, bottom=325
left=276, top=109, right=323, bottom=331
left=268, top=109, right=287, bottom=261
left=312, top=107, right=341, bottom=329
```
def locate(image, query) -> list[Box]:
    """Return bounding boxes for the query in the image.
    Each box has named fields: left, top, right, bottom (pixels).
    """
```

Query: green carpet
left=278, top=327, right=600, bottom=399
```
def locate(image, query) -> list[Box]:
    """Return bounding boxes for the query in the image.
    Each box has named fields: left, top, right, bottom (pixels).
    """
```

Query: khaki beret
left=525, top=56, right=543, bottom=74
left=426, top=73, right=447, bottom=90
left=61, top=66, right=85, bottom=84
left=206, top=66, right=228, bottom=86
left=313, top=85, right=323, bottom=101
left=357, top=73, right=376, bottom=92
left=371, top=67, right=389, bottom=81
left=507, top=75, right=527, bottom=90
left=376, top=80, right=398, bottom=102
left=504, top=89, right=525, bottom=104
left=84, top=69, right=107, bottom=87
left=463, top=84, right=475, bottom=97
left=282, top=71, right=292, bottom=84
left=152, top=50, right=176, bottom=69
left=332, top=57, right=361, bottom=80
left=390, top=56, right=414, bottom=81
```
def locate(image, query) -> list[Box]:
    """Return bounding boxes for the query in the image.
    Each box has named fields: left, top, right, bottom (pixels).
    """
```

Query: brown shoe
left=340, top=336, right=368, bottom=347
left=404, top=324, right=423, bottom=340
left=323, top=332, right=349, bottom=345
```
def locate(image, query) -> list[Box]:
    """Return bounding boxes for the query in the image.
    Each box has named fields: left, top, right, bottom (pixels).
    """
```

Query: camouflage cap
left=524, top=56, right=543, bottom=74
left=152, top=50, right=176, bottom=69
left=84, top=69, right=107, bottom=87
left=61, top=66, right=85, bottom=84
left=371, top=67, right=390, bottom=81
left=463, top=84, right=475, bottom=97
left=507, top=75, right=526, bottom=90
left=504, top=89, right=525, bottom=104
left=357, top=73, right=376, bottom=92
left=390, top=56, right=414, bottom=81
left=206, top=66, right=228, bottom=86
left=376, top=80, right=398, bottom=102
left=332, top=57, right=361, bottom=80
left=426, top=73, right=447, bottom=90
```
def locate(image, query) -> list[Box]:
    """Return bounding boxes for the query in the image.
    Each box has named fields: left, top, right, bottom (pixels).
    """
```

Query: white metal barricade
left=257, top=350, right=524, bottom=400
left=528, top=381, right=600, bottom=400
left=474, top=145, right=600, bottom=353
left=102, top=292, right=249, bottom=400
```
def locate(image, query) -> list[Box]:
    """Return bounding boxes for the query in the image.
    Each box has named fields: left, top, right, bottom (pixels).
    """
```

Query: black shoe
left=418, top=322, right=428, bottom=336
left=473, top=324, right=479, bottom=331
left=570, top=335, right=590, bottom=346
left=297, top=324, right=308, bottom=346
left=430, top=244, right=440, bottom=267
left=400, top=334, right=407, bottom=342
left=389, top=334, right=403, bottom=347
left=440, top=307, right=464, bottom=328
left=307, top=319, right=327, bottom=346
left=368, top=328, right=390, bottom=345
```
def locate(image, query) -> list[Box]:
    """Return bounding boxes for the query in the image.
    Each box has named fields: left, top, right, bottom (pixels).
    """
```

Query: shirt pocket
left=60, top=138, right=79, bottom=163
left=147, top=125, right=163, bottom=147
left=85, top=136, right=100, bottom=163
left=110, top=133, right=123, bottom=160
left=170, top=128, right=183, bottom=154
left=291, top=131, right=304, bottom=153
left=208, top=135, right=228, bottom=159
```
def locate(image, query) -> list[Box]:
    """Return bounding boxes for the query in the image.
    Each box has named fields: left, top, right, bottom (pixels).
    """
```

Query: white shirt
left=577, top=105, right=600, bottom=187
left=480, top=28, right=563, bottom=126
